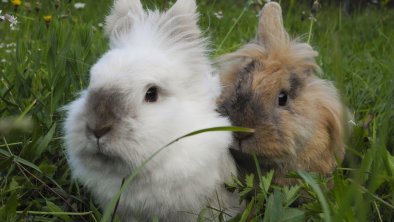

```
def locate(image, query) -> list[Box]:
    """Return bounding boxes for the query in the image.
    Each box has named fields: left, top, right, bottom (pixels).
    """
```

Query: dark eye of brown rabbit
left=278, top=91, right=288, bottom=106
left=145, top=86, right=158, bottom=103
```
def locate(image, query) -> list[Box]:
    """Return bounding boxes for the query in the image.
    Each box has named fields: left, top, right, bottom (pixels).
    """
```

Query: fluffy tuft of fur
left=64, top=0, right=241, bottom=221
left=217, top=2, right=350, bottom=185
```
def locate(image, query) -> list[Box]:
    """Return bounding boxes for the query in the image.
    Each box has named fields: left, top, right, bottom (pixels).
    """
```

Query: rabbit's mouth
left=79, top=146, right=129, bottom=170
left=93, top=150, right=118, bottom=162
left=232, top=132, right=254, bottom=152
left=86, top=134, right=124, bottom=163
left=230, top=148, right=277, bottom=173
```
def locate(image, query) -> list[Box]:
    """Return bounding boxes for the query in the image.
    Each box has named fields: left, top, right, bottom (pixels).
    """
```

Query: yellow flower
left=11, top=0, right=22, bottom=7
left=43, top=15, right=52, bottom=23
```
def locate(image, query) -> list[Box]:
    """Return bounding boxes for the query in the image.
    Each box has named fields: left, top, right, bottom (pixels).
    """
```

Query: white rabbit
left=64, top=0, right=240, bottom=221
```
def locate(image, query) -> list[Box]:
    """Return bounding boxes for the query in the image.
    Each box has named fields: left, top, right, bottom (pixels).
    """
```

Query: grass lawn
left=1, top=0, right=393, bottom=221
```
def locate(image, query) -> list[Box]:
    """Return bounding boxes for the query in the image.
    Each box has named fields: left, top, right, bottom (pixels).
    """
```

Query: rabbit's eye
left=278, top=91, right=288, bottom=106
left=145, top=86, right=158, bottom=103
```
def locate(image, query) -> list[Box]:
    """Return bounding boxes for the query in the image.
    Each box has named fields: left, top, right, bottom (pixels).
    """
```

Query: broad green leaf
left=280, top=208, right=305, bottom=222
left=263, top=190, right=283, bottom=222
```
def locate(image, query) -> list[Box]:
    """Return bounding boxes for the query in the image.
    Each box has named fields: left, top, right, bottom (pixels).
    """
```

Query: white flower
left=98, top=22, right=103, bottom=27
left=348, top=119, right=357, bottom=126
left=6, top=43, right=16, bottom=48
left=4, top=14, right=18, bottom=28
left=214, top=11, right=223, bottom=20
left=74, top=2, right=86, bottom=9
left=2, top=0, right=9, bottom=3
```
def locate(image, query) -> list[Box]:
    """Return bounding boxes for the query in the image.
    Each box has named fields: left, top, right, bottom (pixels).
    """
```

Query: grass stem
left=16, top=211, right=93, bottom=216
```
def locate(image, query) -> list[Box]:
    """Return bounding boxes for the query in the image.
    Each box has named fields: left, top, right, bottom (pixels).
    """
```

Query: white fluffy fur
left=64, top=0, right=240, bottom=221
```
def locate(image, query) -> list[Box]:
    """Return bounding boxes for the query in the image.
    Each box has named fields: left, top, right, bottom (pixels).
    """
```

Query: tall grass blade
left=297, top=170, right=331, bottom=222
left=101, top=126, right=254, bottom=222
left=0, top=149, right=42, bottom=173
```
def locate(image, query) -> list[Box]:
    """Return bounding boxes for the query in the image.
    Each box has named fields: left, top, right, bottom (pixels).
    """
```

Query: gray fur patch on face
left=218, top=60, right=266, bottom=129
left=288, top=73, right=302, bottom=99
left=233, top=61, right=256, bottom=105
left=86, top=88, right=127, bottom=128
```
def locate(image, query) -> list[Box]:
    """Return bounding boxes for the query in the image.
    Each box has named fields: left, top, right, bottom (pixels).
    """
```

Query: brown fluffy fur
left=217, top=2, right=349, bottom=185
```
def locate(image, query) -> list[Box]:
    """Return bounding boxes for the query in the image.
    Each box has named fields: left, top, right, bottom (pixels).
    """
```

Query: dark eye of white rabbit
left=278, top=91, right=288, bottom=106
left=145, top=86, right=158, bottom=103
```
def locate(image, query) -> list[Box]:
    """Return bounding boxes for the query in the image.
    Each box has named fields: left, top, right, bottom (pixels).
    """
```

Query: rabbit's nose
left=87, top=125, right=112, bottom=139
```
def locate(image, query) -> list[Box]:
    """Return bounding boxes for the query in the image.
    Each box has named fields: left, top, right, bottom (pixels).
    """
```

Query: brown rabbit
left=217, top=2, right=349, bottom=185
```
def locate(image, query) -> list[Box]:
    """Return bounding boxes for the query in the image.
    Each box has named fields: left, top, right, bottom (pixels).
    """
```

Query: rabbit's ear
left=167, top=0, right=197, bottom=19
left=165, top=0, right=200, bottom=41
left=256, top=2, right=289, bottom=50
left=105, top=0, right=144, bottom=43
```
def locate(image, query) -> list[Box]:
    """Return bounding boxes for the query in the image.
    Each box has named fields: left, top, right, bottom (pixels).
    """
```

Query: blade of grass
left=348, top=178, right=394, bottom=210
left=110, top=178, right=125, bottom=222
left=101, top=126, right=254, bottom=222
left=0, top=139, right=42, bottom=174
left=16, top=211, right=93, bottom=216
left=15, top=99, right=36, bottom=122
left=216, top=7, right=247, bottom=54
left=239, top=197, right=254, bottom=222
left=297, top=170, right=331, bottom=222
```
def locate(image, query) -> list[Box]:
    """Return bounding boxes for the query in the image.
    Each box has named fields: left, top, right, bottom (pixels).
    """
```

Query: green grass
left=1, top=0, right=393, bottom=221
